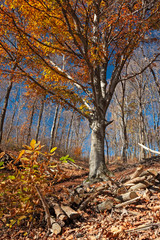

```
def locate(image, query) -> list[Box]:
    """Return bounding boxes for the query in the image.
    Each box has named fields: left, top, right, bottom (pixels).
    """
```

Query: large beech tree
left=0, top=0, right=159, bottom=180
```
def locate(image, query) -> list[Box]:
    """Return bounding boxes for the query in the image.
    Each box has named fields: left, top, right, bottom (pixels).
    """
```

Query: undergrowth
left=0, top=139, right=74, bottom=231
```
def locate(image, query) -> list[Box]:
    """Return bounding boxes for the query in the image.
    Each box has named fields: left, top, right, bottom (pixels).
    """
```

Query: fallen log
left=116, top=186, right=127, bottom=195
left=69, top=186, right=85, bottom=205
left=140, top=169, right=158, bottom=177
left=130, top=166, right=144, bottom=179
left=50, top=217, right=62, bottom=236
left=52, top=203, right=67, bottom=221
left=97, top=199, right=114, bottom=212
left=129, top=182, right=148, bottom=191
left=61, top=205, right=79, bottom=219
left=124, top=176, right=146, bottom=186
left=78, top=185, right=111, bottom=211
left=115, top=196, right=141, bottom=208
left=119, top=191, right=138, bottom=202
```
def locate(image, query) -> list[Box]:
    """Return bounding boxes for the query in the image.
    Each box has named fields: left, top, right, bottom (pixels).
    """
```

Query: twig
left=27, top=205, right=36, bottom=237
left=35, top=185, right=61, bottom=236
left=79, top=191, right=100, bottom=210
left=35, top=185, right=52, bottom=229
left=126, top=222, right=160, bottom=232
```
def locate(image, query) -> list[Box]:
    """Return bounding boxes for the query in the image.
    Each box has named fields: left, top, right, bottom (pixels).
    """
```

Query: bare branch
left=138, top=143, right=160, bottom=155
left=121, top=53, right=160, bottom=81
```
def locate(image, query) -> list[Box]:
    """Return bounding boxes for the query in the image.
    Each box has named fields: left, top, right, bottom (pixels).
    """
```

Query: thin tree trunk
left=121, top=82, right=128, bottom=163
left=35, top=96, right=45, bottom=142
left=6, top=88, right=19, bottom=141
left=0, top=81, right=13, bottom=144
left=27, top=101, right=36, bottom=144
left=53, top=106, right=62, bottom=145
left=105, top=135, right=109, bottom=164
left=139, top=96, right=146, bottom=160
left=49, top=105, right=60, bottom=150
left=0, top=64, right=18, bottom=144
left=65, top=111, right=74, bottom=152
left=58, top=115, right=66, bottom=149
left=75, top=116, right=81, bottom=147
left=15, top=93, right=24, bottom=147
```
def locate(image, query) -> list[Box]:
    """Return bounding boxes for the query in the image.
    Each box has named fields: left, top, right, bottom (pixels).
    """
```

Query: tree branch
left=121, top=53, right=160, bottom=81
left=138, top=143, right=160, bottom=155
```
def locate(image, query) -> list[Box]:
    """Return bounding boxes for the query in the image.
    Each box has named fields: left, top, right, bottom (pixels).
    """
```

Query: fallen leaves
left=2, top=161, right=160, bottom=239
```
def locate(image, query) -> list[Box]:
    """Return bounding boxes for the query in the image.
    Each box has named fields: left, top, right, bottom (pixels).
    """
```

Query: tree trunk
left=105, top=136, right=109, bottom=164
left=122, top=124, right=128, bottom=163
left=121, top=82, right=128, bottom=163
left=139, top=96, right=146, bottom=160
left=58, top=115, right=67, bottom=149
left=35, top=96, right=45, bottom=142
left=6, top=87, right=19, bottom=141
left=65, top=111, right=74, bottom=152
left=89, top=119, right=109, bottom=181
left=0, top=81, right=13, bottom=144
left=49, top=105, right=60, bottom=150
left=27, top=101, right=35, bottom=144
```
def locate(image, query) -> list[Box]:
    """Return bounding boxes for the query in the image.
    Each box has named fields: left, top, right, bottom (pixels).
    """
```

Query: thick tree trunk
left=89, top=119, right=109, bottom=181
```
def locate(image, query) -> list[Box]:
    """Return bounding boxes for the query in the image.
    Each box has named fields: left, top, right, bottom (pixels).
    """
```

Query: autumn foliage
left=0, top=0, right=159, bottom=114
left=0, top=140, right=68, bottom=229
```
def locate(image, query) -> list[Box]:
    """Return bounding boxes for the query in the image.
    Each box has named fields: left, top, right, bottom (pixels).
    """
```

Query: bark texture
left=89, top=119, right=109, bottom=180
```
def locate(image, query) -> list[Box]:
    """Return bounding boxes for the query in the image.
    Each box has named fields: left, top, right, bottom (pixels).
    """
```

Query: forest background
left=1, top=39, right=160, bottom=163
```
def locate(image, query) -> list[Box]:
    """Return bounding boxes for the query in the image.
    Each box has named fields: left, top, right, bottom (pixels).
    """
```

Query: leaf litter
left=1, top=156, right=160, bottom=239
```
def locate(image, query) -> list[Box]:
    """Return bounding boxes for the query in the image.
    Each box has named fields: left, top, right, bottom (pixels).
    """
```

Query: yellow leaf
left=18, top=215, right=27, bottom=221
left=16, top=150, right=25, bottom=162
left=25, top=150, right=33, bottom=154
left=22, top=145, right=32, bottom=150
left=50, top=147, right=57, bottom=153
left=35, top=141, right=41, bottom=149
left=30, top=139, right=36, bottom=150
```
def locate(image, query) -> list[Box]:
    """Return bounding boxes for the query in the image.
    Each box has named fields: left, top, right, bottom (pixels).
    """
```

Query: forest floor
left=1, top=154, right=160, bottom=240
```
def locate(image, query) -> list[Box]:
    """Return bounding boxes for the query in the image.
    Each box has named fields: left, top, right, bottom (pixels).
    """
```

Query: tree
left=35, top=95, right=45, bottom=142
left=114, top=81, right=128, bottom=163
left=0, top=64, right=17, bottom=144
left=49, top=104, right=61, bottom=150
left=0, top=0, right=159, bottom=180
left=6, top=86, right=19, bottom=142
